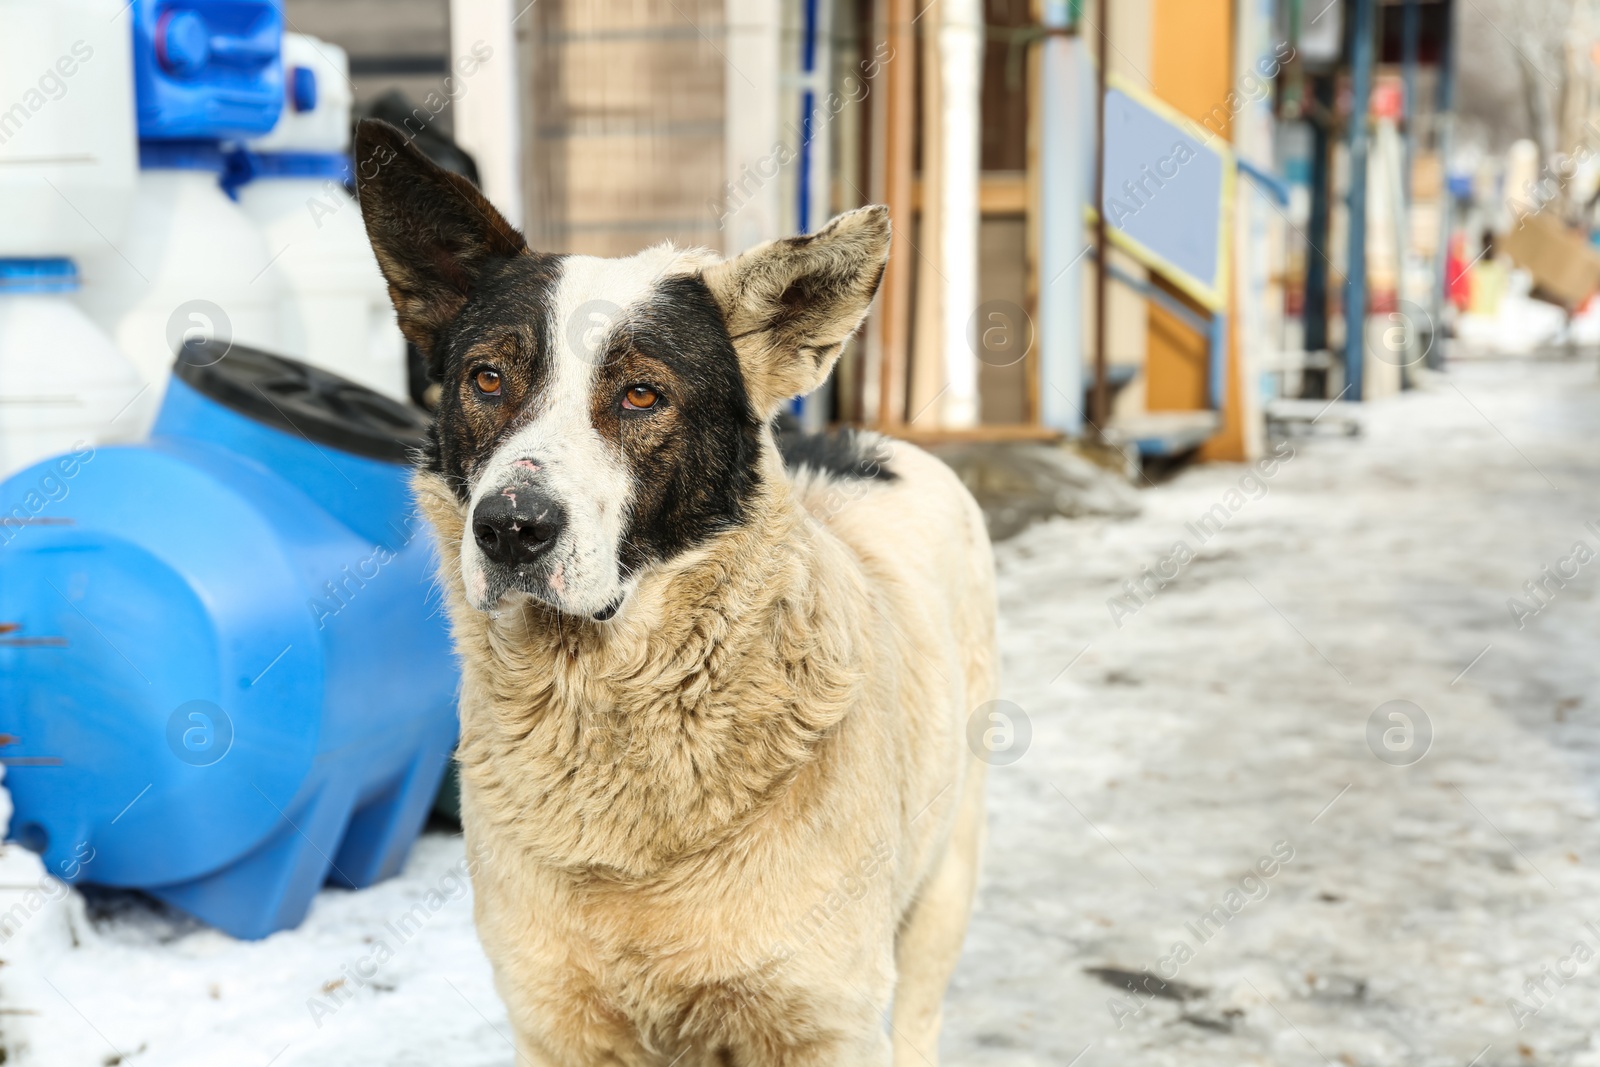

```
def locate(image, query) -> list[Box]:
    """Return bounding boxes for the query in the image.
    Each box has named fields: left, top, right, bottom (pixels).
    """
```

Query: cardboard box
left=1495, top=212, right=1600, bottom=310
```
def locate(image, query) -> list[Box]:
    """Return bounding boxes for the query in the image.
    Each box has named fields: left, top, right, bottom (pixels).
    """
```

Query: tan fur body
left=350, top=122, right=990, bottom=1062
left=417, top=435, right=996, bottom=1066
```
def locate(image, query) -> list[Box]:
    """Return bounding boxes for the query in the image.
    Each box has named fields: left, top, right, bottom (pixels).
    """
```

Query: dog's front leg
left=741, top=1026, right=891, bottom=1067
left=821, top=1028, right=893, bottom=1067
left=718, top=991, right=895, bottom=1067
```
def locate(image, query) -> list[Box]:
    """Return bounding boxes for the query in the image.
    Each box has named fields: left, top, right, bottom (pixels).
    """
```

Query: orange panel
left=1146, top=0, right=1246, bottom=461
left=1150, top=0, right=1235, bottom=136
left=1143, top=276, right=1209, bottom=411
left=1198, top=287, right=1247, bottom=464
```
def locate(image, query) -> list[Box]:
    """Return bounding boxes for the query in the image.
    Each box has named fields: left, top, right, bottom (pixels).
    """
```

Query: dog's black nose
left=472, top=490, right=565, bottom=566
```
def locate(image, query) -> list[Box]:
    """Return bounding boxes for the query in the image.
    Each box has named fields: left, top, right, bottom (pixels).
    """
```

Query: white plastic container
left=232, top=34, right=407, bottom=400
left=0, top=261, right=143, bottom=478
left=0, top=0, right=138, bottom=259
left=76, top=149, right=288, bottom=435
left=0, top=1, right=144, bottom=474
left=249, top=33, right=353, bottom=155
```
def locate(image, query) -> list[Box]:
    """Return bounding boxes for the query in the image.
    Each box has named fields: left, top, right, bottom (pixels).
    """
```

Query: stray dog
left=355, top=119, right=997, bottom=1066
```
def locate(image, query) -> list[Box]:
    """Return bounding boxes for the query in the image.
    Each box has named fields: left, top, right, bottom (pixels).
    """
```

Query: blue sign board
left=1099, top=80, right=1234, bottom=311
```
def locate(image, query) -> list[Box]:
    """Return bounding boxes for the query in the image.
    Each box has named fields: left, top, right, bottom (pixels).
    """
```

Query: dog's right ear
left=354, top=119, right=527, bottom=366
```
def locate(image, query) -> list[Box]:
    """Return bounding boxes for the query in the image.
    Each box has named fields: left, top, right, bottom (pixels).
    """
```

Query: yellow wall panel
left=1146, top=0, right=1246, bottom=462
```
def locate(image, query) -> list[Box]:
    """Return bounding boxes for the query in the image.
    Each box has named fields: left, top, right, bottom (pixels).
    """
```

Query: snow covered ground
left=5, top=355, right=1600, bottom=1066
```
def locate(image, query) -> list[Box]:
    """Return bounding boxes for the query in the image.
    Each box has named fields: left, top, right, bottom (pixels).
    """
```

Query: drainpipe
left=1343, top=0, right=1375, bottom=401
left=793, top=0, right=828, bottom=428
left=1090, top=0, right=1109, bottom=432
left=797, top=0, right=821, bottom=233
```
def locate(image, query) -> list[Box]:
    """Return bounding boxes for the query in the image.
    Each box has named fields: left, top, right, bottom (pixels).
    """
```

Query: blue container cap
left=290, top=64, right=317, bottom=112
left=0, top=258, right=79, bottom=294
left=157, top=9, right=211, bottom=74
left=133, top=0, right=285, bottom=141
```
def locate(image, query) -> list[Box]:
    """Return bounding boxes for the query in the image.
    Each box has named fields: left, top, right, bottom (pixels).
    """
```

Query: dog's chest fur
left=417, top=464, right=926, bottom=1054
left=444, top=480, right=874, bottom=875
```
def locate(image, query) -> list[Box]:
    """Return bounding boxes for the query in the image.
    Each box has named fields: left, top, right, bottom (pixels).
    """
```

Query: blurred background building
left=50, top=0, right=1581, bottom=466
left=280, top=0, right=1600, bottom=467
left=11, top=0, right=1600, bottom=485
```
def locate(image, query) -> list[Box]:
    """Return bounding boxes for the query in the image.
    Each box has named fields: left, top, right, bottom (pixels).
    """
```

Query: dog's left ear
left=353, top=118, right=527, bottom=367
left=702, top=205, right=890, bottom=416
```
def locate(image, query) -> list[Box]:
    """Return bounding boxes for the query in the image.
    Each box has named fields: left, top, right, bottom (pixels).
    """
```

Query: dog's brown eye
left=623, top=385, right=658, bottom=410
left=474, top=368, right=502, bottom=395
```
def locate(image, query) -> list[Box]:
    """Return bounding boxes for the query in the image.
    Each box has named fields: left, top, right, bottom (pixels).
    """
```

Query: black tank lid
left=173, top=340, right=430, bottom=464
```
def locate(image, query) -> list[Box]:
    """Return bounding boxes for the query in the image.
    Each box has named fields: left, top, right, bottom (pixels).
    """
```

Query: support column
left=1034, top=0, right=1086, bottom=435
left=875, top=0, right=916, bottom=426
left=1343, top=0, right=1375, bottom=400
left=449, top=0, right=523, bottom=228
left=907, top=0, right=983, bottom=428
left=723, top=0, right=784, bottom=256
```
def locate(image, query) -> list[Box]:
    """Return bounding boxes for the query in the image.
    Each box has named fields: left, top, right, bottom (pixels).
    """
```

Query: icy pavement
left=955, top=356, right=1600, bottom=1066
left=5, top=356, right=1600, bottom=1066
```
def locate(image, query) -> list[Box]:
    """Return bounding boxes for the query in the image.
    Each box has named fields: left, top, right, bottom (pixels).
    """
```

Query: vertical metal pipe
left=791, top=0, right=823, bottom=425
left=1090, top=0, right=1110, bottom=433
left=798, top=0, right=821, bottom=233
left=1344, top=0, right=1375, bottom=401
left=1430, top=0, right=1458, bottom=370
left=1401, top=0, right=1419, bottom=187
left=877, top=0, right=915, bottom=425
left=1399, top=0, right=1421, bottom=387
left=1305, top=74, right=1333, bottom=356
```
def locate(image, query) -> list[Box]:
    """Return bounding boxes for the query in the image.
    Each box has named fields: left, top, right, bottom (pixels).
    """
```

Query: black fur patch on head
left=774, top=416, right=898, bottom=483
left=354, top=119, right=527, bottom=367
left=595, top=273, right=764, bottom=577
left=422, top=252, right=566, bottom=497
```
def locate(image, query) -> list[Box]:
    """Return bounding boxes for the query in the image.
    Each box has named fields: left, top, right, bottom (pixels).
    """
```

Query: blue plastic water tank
left=0, top=344, right=458, bottom=939
left=132, top=0, right=284, bottom=141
